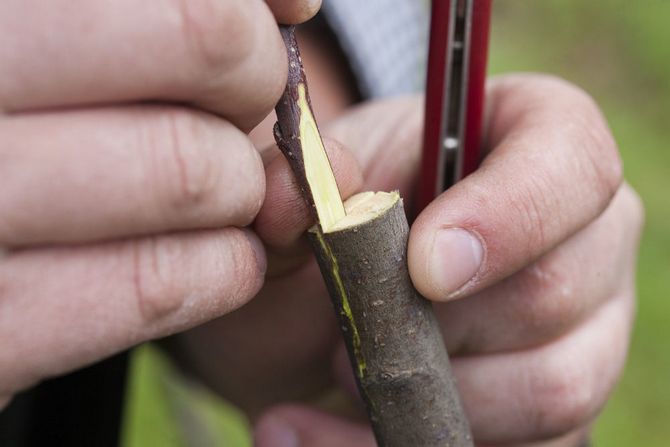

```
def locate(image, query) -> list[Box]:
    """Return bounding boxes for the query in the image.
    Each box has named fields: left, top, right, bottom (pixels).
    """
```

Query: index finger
left=408, top=74, right=623, bottom=301
left=0, top=0, right=287, bottom=130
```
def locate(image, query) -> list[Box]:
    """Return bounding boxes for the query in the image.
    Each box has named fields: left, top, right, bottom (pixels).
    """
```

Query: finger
left=0, top=228, right=265, bottom=395
left=454, top=292, right=633, bottom=444
left=255, top=406, right=591, bottom=447
left=0, top=106, right=265, bottom=246
left=488, top=426, right=591, bottom=447
left=255, top=405, right=375, bottom=447
left=436, top=183, right=643, bottom=355
left=174, top=260, right=340, bottom=416
left=266, top=0, right=322, bottom=24
left=254, top=138, right=363, bottom=253
left=323, top=96, right=424, bottom=197
left=330, top=289, right=632, bottom=445
left=0, top=0, right=286, bottom=130
left=409, top=75, right=623, bottom=301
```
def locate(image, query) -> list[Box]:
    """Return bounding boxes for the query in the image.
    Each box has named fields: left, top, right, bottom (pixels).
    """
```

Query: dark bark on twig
left=274, top=25, right=472, bottom=446
left=274, top=26, right=320, bottom=220
left=308, top=197, right=472, bottom=447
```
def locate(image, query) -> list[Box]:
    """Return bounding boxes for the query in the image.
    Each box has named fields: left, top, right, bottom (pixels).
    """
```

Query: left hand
left=177, top=75, right=642, bottom=447
left=0, top=0, right=324, bottom=408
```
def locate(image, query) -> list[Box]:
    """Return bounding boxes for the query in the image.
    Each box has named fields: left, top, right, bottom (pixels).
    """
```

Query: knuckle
left=138, top=108, right=265, bottom=226
left=148, top=109, right=220, bottom=216
left=501, top=74, right=581, bottom=115
left=130, top=230, right=264, bottom=328
left=131, top=237, right=185, bottom=325
left=525, top=360, right=595, bottom=438
left=527, top=75, right=623, bottom=217
left=176, top=0, right=253, bottom=76
left=515, top=258, right=579, bottom=339
left=523, top=74, right=592, bottom=107
left=555, top=82, right=623, bottom=208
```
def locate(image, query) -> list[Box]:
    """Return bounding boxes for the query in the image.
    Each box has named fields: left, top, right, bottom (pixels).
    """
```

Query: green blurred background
left=489, top=2, right=670, bottom=446
left=122, top=1, right=670, bottom=445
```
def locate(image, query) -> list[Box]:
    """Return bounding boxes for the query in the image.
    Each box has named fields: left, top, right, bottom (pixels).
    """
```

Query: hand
left=0, top=0, right=322, bottom=409
left=266, top=76, right=642, bottom=445
left=178, top=75, right=641, bottom=446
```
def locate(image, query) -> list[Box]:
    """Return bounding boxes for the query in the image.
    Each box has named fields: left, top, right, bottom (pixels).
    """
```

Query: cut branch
left=274, top=26, right=472, bottom=447
left=273, top=27, right=345, bottom=231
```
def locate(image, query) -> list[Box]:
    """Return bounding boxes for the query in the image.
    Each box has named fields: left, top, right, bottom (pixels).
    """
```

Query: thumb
left=254, top=405, right=375, bottom=447
left=408, top=75, right=621, bottom=302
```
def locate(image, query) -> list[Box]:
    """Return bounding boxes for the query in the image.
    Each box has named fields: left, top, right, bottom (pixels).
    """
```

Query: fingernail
left=429, top=228, right=483, bottom=299
left=255, top=416, right=299, bottom=447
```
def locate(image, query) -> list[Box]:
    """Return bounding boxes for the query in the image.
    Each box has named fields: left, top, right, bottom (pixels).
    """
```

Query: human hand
left=0, top=0, right=322, bottom=409
left=253, top=76, right=642, bottom=445
left=183, top=75, right=640, bottom=446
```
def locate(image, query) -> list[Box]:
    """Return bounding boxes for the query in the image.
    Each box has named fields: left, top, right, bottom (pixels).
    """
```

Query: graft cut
left=273, top=25, right=473, bottom=447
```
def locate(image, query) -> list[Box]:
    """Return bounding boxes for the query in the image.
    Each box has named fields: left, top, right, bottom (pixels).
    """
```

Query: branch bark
left=274, top=25, right=472, bottom=447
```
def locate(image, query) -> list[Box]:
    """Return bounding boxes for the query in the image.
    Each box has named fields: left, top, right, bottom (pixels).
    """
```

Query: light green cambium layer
left=297, top=71, right=400, bottom=381
left=313, top=230, right=365, bottom=378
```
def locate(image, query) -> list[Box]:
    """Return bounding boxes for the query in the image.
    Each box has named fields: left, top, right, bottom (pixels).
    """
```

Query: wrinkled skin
left=0, top=2, right=642, bottom=446
left=181, top=32, right=643, bottom=447
left=0, top=0, right=319, bottom=410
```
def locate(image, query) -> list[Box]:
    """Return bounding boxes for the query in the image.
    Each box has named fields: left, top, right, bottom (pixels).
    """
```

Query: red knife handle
left=416, top=0, right=492, bottom=214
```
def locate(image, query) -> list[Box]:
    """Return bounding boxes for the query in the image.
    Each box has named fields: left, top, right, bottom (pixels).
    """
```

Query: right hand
left=180, top=76, right=641, bottom=447
left=0, top=0, right=320, bottom=409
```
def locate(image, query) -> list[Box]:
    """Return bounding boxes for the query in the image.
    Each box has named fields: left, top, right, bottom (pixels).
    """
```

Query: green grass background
left=122, top=2, right=670, bottom=445
left=489, top=2, right=670, bottom=445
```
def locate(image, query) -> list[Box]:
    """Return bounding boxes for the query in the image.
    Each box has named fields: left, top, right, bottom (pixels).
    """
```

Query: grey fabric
left=321, top=0, right=429, bottom=98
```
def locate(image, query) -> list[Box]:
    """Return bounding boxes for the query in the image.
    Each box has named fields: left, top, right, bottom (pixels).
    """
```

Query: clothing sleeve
left=321, top=0, right=429, bottom=98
